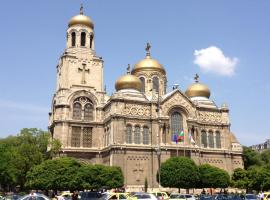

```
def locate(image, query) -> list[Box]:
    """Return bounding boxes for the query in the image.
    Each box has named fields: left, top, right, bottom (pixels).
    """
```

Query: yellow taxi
left=264, top=192, right=270, bottom=200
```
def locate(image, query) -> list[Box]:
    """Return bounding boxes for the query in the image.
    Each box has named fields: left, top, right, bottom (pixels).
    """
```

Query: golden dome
left=185, top=74, right=211, bottom=98
left=115, top=65, right=142, bottom=91
left=132, top=43, right=166, bottom=74
left=68, top=5, right=94, bottom=29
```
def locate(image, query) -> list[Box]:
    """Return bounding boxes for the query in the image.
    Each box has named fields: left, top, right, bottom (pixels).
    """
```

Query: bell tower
left=49, top=5, right=105, bottom=149
left=56, top=4, right=104, bottom=92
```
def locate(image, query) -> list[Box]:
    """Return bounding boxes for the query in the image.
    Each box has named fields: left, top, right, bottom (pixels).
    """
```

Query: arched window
left=201, top=130, right=207, bottom=148
left=83, top=127, right=92, bottom=147
left=139, top=77, right=145, bottom=93
left=90, top=34, right=93, bottom=49
left=215, top=131, right=221, bottom=148
left=73, top=97, right=93, bottom=120
left=126, top=125, right=132, bottom=144
left=71, top=32, right=76, bottom=47
left=171, top=112, right=183, bottom=141
left=153, top=77, right=159, bottom=93
left=134, top=126, right=141, bottom=144
left=84, top=103, right=93, bottom=120
left=73, top=102, right=82, bottom=120
left=71, top=127, right=81, bottom=147
left=143, top=127, right=149, bottom=145
left=208, top=130, right=214, bottom=148
left=81, top=32, right=86, bottom=46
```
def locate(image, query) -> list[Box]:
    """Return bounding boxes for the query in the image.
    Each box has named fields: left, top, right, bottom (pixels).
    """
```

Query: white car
left=19, top=194, right=50, bottom=200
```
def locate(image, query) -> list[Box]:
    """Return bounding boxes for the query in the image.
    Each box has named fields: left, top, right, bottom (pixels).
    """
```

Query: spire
left=80, top=3, right=84, bottom=15
left=194, top=73, right=199, bottom=83
left=145, top=42, right=151, bottom=57
left=126, top=64, right=131, bottom=74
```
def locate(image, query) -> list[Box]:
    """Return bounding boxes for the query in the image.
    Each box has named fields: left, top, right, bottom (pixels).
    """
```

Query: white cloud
left=193, top=46, right=238, bottom=76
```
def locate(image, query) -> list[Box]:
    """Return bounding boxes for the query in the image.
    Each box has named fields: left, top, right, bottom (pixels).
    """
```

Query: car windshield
left=170, top=194, right=180, bottom=199
left=134, top=194, right=151, bottom=199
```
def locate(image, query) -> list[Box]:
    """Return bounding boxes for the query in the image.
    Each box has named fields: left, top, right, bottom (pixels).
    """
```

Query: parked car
left=18, top=193, right=50, bottom=200
left=150, top=192, right=169, bottom=200
left=101, top=192, right=134, bottom=200
left=264, top=192, right=270, bottom=200
left=245, top=194, right=258, bottom=200
left=3, top=195, right=21, bottom=200
left=169, top=194, right=186, bottom=200
left=183, top=194, right=196, bottom=200
left=132, top=193, right=157, bottom=200
left=80, top=192, right=103, bottom=200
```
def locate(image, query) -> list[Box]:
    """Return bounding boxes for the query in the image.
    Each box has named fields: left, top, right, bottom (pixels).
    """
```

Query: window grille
left=171, top=112, right=183, bottom=140
left=71, top=127, right=81, bottom=147
left=201, top=130, right=207, bottom=148
left=126, top=125, right=132, bottom=144
left=143, top=127, right=149, bottom=145
left=134, top=126, right=141, bottom=144
left=208, top=131, right=214, bottom=148
left=83, top=127, right=92, bottom=147
left=215, top=131, right=221, bottom=148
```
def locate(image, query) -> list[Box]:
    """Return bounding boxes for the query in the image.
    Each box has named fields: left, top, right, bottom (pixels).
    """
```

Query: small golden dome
left=132, top=43, right=166, bottom=74
left=68, top=5, right=94, bottom=29
left=185, top=74, right=211, bottom=98
left=115, top=65, right=142, bottom=91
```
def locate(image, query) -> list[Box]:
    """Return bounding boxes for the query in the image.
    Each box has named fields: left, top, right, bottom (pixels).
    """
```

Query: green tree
left=242, top=146, right=262, bottom=169
left=0, top=128, right=50, bottom=191
left=260, top=149, right=270, bottom=167
left=198, top=164, right=230, bottom=190
left=231, top=168, right=249, bottom=191
left=26, top=157, right=81, bottom=190
left=247, top=166, right=270, bottom=191
left=160, top=156, right=199, bottom=191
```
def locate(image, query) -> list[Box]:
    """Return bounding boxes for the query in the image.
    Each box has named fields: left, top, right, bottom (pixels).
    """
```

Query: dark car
left=80, top=192, right=103, bottom=200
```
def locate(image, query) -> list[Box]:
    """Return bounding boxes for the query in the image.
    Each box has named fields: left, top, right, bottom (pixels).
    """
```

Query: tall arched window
left=84, top=103, right=93, bottom=120
left=73, top=102, right=82, bottom=120
left=71, top=32, right=76, bottom=47
left=126, top=125, right=132, bottom=144
left=134, top=126, right=141, bottom=144
left=215, top=131, right=221, bottom=148
left=201, top=130, right=207, bottom=148
left=153, top=77, right=159, bottom=93
left=90, top=34, right=93, bottom=49
left=143, top=127, right=149, bottom=145
left=71, top=126, right=81, bottom=147
left=171, top=112, right=183, bottom=141
left=81, top=32, right=86, bottom=46
left=208, top=130, right=214, bottom=148
left=140, top=77, right=145, bottom=93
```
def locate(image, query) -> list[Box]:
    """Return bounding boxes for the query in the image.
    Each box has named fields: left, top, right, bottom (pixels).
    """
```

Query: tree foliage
left=198, top=164, right=230, bottom=189
left=242, top=146, right=262, bottom=169
left=160, top=156, right=199, bottom=189
left=0, top=128, right=49, bottom=191
left=26, top=157, right=124, bottom=191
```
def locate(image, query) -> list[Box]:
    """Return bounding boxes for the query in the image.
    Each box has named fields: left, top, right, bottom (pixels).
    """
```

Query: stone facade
left=48, top=9, right=243, bottom=190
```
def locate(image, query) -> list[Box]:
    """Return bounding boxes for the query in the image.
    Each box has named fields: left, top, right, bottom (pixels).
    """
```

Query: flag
left=189, top=132, right=195, bottom=145
left=178, top=130, right=184, bottom=142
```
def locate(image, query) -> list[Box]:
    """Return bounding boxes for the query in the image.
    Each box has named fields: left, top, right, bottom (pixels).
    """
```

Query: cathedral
left=49, top=6, right=243, bottom=190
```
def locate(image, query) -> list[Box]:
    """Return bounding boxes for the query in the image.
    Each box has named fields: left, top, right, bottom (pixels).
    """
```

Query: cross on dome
left=80, top=4, right=84, bottom=15
left=194, top=73, right=199, bottom=83
left=145, top=42, right=151, bottom=57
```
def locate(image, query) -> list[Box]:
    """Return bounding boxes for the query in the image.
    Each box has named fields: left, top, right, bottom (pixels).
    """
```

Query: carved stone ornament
left=122, top=104, right=150, bottom=117
left=163, top=92, right=195, bottom=117
left=198, top=111, right=222, bottom=123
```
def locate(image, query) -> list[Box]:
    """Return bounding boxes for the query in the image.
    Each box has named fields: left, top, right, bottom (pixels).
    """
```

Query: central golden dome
left=132, top=43, right=166, bottom=74
left=185, top=74, right=211, bottom=98
left=68, top=5, right=94, bottom=29
left=115, top=65, right=142, bottom=91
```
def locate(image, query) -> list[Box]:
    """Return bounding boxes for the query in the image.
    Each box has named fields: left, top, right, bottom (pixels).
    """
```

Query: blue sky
left=0, top=0, right=269, bottom=146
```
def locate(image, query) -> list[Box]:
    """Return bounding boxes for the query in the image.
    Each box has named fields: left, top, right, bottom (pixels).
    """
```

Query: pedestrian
left=72, top=191, right=78, bottom=200
left=260, top=191, right=264, bottom=200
